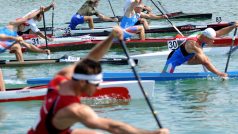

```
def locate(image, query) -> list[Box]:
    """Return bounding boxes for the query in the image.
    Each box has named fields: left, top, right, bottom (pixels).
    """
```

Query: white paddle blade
left=221, top=76, right=229, bottom=81
left=47, top=54, right=51, bottom=59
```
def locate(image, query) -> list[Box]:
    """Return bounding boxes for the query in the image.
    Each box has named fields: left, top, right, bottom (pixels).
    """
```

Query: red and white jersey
left=23, top=9, right=40, bottom=33
left=28, top=75, right=81, bottom=134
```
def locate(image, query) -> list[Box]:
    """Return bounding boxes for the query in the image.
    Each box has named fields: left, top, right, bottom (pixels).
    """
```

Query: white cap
left=202, top=28, right=216, bottom=39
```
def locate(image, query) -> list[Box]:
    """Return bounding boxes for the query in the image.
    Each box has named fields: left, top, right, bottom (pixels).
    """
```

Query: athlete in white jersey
left=0, top=7, right=51, bottom=91
left=17, top=2, right=55, bottom=41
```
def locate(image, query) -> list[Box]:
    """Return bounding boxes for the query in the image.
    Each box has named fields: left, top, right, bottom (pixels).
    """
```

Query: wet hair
left=73, top=58, right=102, bottom=76
left=88, top=0, right=99, bottom=5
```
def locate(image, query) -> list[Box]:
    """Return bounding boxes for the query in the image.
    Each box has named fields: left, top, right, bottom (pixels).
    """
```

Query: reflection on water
left=15, top=67, right=24, bottom=79
left=0, top=106, right=6, bottom=125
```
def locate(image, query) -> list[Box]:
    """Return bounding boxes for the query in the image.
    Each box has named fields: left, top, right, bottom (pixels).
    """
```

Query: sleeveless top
left=28, top=75, right=81, bottom=134
left=120, top=13, right=140, bottom=29
left=0, top=27, right=17, bottom=41
left=167, top=36, right=206, bottom=65
left=0, top=27, right=18, bottom=52
left=180, top=36, right=205, bottom=56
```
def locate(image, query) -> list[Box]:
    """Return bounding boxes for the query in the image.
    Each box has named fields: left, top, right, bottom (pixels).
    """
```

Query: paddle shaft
left=107, top=0, right=119, bottom=25
left=42, top=11, right=48, bottom=49
left=150, top=0, right=184, bottom=36
left=51, top=4, right=54, bottom=35
left=229, top=45, right=238, bottom=55
left=107, top=1, right=163, bottom=127
left=119, top=40, right=163, bottom=128
left=224, top=28, right=237, bottom=73
left=157, top=0, right=169, bottom=14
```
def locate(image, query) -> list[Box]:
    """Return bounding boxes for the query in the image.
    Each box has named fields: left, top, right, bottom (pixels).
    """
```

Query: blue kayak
left=27, top=71, right=238, bottom=85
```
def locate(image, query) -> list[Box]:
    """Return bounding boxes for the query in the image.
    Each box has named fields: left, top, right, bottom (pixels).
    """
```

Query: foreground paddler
left=162, top=22, right=238, bottom=78
left=27, top=26, right=169, bottom=134
left=68, top=0, right=118, bottom=30
left=17, top=2, right=55, bottom=41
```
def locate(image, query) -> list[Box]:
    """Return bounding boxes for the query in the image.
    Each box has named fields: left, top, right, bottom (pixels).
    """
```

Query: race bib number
left=167, top=40, right=179, bottom=50
left=64, top=28, right=71, bottom=35
left=31, top=38, right=40, bottom=46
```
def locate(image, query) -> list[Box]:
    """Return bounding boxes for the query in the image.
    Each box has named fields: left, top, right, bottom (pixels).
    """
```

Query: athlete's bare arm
left=124, top=0, right=142, bottom=17
left=140, top=12, right=165, bottom=20
left=35, top=31, right=53, bottom=41
left=188, top=41, right=227, bottom=77
left=56, top=26, right=123, bottom=79
left=97, top=14, right=118, bottom=22
left=43, top=1, right=55, bottom=12
left=216, top=21, right=238, bottom=37
left=143, top=5, right=152, bottom=13
left=0, top=34, right=23, bottom=42
left=53, top=103, right=169, bottom=134
left=9, top=8, right=42, bottom=26
left=86, top=26, right=123, bottom=60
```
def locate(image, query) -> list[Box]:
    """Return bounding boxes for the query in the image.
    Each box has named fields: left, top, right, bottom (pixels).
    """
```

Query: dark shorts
left=17, top=29, right=30, bottom=36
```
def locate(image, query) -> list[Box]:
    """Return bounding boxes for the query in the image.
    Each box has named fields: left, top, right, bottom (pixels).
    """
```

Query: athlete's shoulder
left=48, top=75, right=68, bottom=89
left=186, top=39, right=197, bottom=45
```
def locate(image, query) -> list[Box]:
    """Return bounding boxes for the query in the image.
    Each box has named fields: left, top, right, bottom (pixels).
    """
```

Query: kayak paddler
left=120, top=0, right=166, bottom=40
left=17, top=2, right=55, bottom=42
left=68, top=0, right=118, bottom=30
left=0, top=7, right=51, bottom=91
left=162, top=22, right=238, bottom=78
left=27, top=26, right=169, bottom=134
left=120, top=0, right=145, bottom=40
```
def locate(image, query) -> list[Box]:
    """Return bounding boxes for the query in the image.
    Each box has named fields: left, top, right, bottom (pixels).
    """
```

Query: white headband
left=72, top=73, right=103, bottom=81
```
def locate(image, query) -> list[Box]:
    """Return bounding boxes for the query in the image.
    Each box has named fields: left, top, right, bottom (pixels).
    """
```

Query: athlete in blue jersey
left=162, top=23, right=238, bottom=78
left=120, top=1, right=166, bottom=40
left=120, top=0, right=144, bottom=40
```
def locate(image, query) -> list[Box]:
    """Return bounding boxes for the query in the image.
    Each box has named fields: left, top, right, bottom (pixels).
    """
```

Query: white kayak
left=131, top=46, right=235, bottom=59
left=0, top=80, right=155, bottom=103
left=24, top=34, right=107, bottom=46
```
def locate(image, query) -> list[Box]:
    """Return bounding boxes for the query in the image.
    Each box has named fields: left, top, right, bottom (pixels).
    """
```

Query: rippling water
left=1, top=0, right=238, bottom=134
